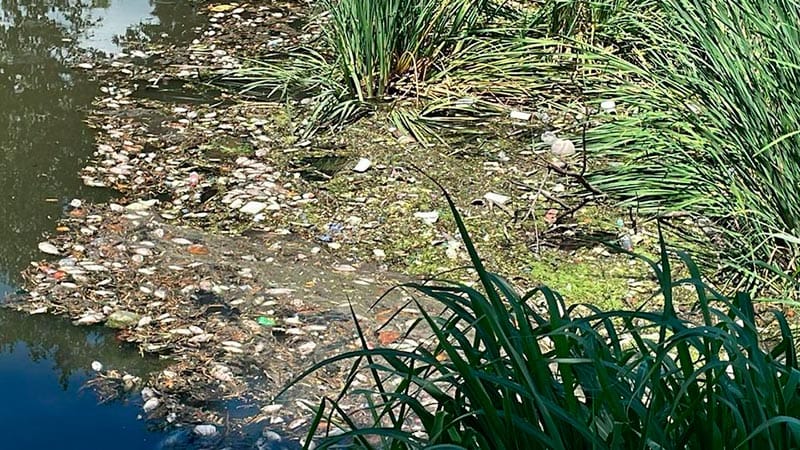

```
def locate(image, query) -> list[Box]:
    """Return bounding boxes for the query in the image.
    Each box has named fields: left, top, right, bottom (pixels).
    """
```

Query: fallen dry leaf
left=69, top=208, right=86, bottom=218
left=187, top=244, right=210, bottom=255
left=544, top=208, right=558, bottom=224
left=377, top=330, right=401, bottom=345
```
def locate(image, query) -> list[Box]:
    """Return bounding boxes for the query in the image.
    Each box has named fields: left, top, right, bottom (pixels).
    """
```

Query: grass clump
left=325, top=0, right=492, bottom=101
left=281, top=182, right=800, bottom=449
left=222, top=0, right=500, bottom=134
left=220, top=0, right=651, bottom=139
left=223, top=0, right=800, bottom=297
left=582, top=0, right=800, bottom=296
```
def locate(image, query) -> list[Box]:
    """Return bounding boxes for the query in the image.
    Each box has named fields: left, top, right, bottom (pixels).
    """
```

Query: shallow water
left=0, top=1, right=201, bottom=448
left=0, top=310, right=168, bottom=448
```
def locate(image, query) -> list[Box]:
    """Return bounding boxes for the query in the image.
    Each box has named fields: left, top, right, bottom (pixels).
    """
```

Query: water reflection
left=0, top=4, right=95, bottom=295
left=0, top=309, right=165, bottom=387
left=0, top=0, right=199, bottom=296
left=0, top=309, right=171, bottom=449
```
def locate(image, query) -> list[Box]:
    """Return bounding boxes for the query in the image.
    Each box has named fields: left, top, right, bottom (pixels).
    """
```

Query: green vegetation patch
left=526, top=251, right=633, bottom=310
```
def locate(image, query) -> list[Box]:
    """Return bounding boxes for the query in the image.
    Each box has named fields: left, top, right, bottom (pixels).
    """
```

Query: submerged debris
left=16, top=201, right=415, bottom=431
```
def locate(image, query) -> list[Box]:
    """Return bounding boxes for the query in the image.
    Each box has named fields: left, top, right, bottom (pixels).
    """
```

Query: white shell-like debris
left=141, top=387, right=156, bottom=401
left=189, top=333, right=213, bottom=344
left=91, top=361, right=103, bottom=372
left=193, top=424, right=218, bottom=437
left=261, top=404, right=283, bottom=414
left=297, top=341, right=317, bottom=355
left=125, top=199, right=158, bottom=211
left=551, top=139, right=576, bottom=158
left=264, top=288, right=293, bottom=296
left=142, top=397, right=160, bottom=413
left=210, top=365, right=234, bottom=382
left=600, top=99, right=617, bottom=114
left=74, top=312, right=105, bottom=326
left=484, top=192, right=510, bottom=206
left=240, top=201, right=267, bottom=215
left=541, top=131, right=558, bottom=145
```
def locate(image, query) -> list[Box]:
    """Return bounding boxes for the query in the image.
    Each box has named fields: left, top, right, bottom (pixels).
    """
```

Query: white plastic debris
left=352, top=158, right=372, bottom=173
left=91, top=361, right=103, bottom=372
left=509, top=110, right=532, bottom=121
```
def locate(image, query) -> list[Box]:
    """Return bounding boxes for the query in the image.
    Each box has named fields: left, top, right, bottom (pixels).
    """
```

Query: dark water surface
left=0, top=1, right=201, bottom=448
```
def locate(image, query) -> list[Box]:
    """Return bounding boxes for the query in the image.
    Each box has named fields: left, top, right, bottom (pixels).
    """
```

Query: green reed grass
left=325, top=0, right=493, bottom=101
left=220, top=0, right=649, bottom=137
left=582, top=0, right=800, bottom=296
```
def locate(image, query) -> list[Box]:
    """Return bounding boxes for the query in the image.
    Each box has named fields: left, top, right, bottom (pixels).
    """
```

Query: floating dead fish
left=414, top=211, right=439, bottom=225
left=125, top=199, right=158, bottom=211
left=74, top=312, right=105, bottom=326
left=264, top=287, right=293, bottom=296
left=143, top=397, right=160, bottom=413
left=37, top=242, right=60, bottom=255
left=484, top=192, right=510, bottom=206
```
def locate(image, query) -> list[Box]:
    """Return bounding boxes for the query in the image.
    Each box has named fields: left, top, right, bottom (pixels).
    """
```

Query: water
left=0, top=310, right=168, bottom=448
left=0, top=1, right=202, bottom=448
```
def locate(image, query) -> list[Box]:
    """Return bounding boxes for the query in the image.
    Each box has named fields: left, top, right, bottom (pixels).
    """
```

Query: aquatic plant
left=323, top=0, right=493, bottom=101
left=582, top=0, right=800, bottom=297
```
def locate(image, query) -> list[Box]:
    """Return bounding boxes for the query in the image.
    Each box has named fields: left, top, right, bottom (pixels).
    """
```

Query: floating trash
left=414, top=211, right=439, bottom=225
left=352, top=158, right=372, bottom=173
left=601, top=99, right=617, bottom=114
